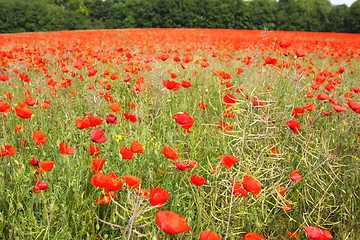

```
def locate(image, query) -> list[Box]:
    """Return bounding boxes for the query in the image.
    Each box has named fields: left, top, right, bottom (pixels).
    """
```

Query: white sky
left=329, top=0, right=356, bottom=6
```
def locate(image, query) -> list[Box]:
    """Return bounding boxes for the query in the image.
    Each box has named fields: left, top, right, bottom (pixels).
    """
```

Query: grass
left=0, top=28, right=359, bottom=239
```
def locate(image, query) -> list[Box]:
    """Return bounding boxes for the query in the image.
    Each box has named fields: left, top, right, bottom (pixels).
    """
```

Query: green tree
left=345, top=0, right=360, bottom=33
left=246, top=0, right=277, bottom=30
left=326, top=4, right=349, bottom=32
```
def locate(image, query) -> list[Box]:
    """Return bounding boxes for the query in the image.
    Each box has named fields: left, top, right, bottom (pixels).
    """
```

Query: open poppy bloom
left=303, top=226, right=333, bottom=240
left=89, top=145, right=101, bottom=156
left=59, top=142, right=74, bottom=155
left=200, top=231, right=222, bottom=240
left=119, top=146, right=133, bottom=159
left=91, top=129, right=107, bottom=143
left=109, top=102, right=121, bottom=113
left=190, top=174, right=206, bottom=186
left=231, top=181, right=248, bottom=197
left=39, top=160, right=55, bottom=172
left=121, top=175, right=141, bottom=188
left=156, top=211, right=191, bottom=234
left=333, top=104, right=347, bottom=112
left=220, top=155, right=238, bottom=169
left=162, top=146, right=178, bottom=160
left=223, top=94, right=239, bottom=107
left=181, top=80, right=192, bottom=88
left=106, top=114, right=118, bottom=125
left=149, top=187, right=170, bottom=209
left=163, top=79, right=181, bottom=91
left=91, top=158, right=106, bottom=171
left=290, top=169, right=302, bottom=182
left=0, top=145, right=16, bottom=156
left=242, top=175, right=262, bottom=195
left=76, top=114, right=103, bottom=129
left=0, top=100, right=12, bottom=113
left=15, top=103, right=33, bottom=119
left=286, top=120, right=301, bottom=134
left=243, top=232, right=266, bottom=240
left=33, top=131, right=47, bottom=146
left=130, top=141, right=144, bottom=153
left=172, top=112, right=195, bottom=132
left=123, top=113, right=137, bottom=122
left=347, top=100, right=360, bottom=113
left=90, top=172, right=123, bottom=192
left=34, top=180, right=48, bottom=194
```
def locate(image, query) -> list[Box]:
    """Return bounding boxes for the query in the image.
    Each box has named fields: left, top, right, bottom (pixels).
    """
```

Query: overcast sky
left=329, top=0, right=356, bottom=6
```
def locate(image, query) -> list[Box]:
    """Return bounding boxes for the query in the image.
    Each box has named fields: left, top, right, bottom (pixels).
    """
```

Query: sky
left=329, top=0, right=357, bottom=6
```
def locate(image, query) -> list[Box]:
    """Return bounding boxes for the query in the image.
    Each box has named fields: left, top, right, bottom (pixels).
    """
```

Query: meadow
left=0, top=28, right=359, bottom=240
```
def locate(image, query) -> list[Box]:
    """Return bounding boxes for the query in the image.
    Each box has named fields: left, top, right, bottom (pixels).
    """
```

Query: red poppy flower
left=223, top=94, right=239, bottom=107
left=303, top=226, right=333, bottom=240
left=34, top=180, right=48, bottom=194
left=109, top=102, right=121, bottom=113
left=91, top=129, right=107, bottom=143
left=59, top=142, right=74, bottom=155
left=33, top=131, right=47, bottom=146
left=155, top=211, right=191, bottom=234
left=0, top=145, right=16, bottom=156
left=263, top=56, right=277, bottom=66
left=15, top=104, right=33, bottom=119
left=0, top=74, right=9, bottom=81
left=305, top=103, right=315, bottom=111
left=29, top=158, right=39, bottom=166
left=24, top=95, right=36, bottom=106
left=106, top=114, right=118, bottom=125
left=190, top=174, right=206, bottom=186
left=76, top=114, right=103, bottom=129
left=121, top=175, right=141, bottom=188
left=181, top=80, right=192, bottom=88
left=123, top=113, right=137, bottom=122
left=317, top=93, right=329, bottom=100
left=39, top=160, right=55, bottom=172
left=333, top=104, right=347, bottom=112
left=0, top=100, right=11, bottom=112
left=290, top=169, right=302, bottom=182
left=217, top=120, right=234, bottom=132
left=287, top=231, right=299, bottom=238
left=286, top=120, right=300, bottom=134
left=89, top=145, right=101, bottom=156
left=91, top=158, right=106, bottom=171
left=347, top=100, right=360, bottom=113
left=130, top=141, right=144, bottom=153
left=242, top=175, right=262, bottom=195
left=198, top=101, right=209, bottom=109
left=243, top=232, right=266, bottom=240
left=200, top=231, right=222, bottom=240
left=220, top=155, right=238, bottom=169
left=95, top=192, right=117, bottom=205
left=162, top=146, right=178, bottom=160
left=163, top=79, right=181, bottom=91
left=306, top=91, right=315, bottom=98
left=119, top=146, right=133, bottom=159
left=275, top=186, right=287, bottom=195
left=231, top=181, right=248, bottom=197
left=90, top=172, right=122, bottom=191
left=172, top=112, right=195, bottom=132
left=149, top=187, right=170, bottom=209
left=223, top=110, right=236, bottom=118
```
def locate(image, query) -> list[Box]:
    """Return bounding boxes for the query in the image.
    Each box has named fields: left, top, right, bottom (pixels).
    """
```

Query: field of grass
left=0, top=29, right=359, bottom=240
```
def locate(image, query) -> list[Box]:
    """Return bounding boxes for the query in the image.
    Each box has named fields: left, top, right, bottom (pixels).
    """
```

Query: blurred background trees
left=0, top=0, right=359, bottom=33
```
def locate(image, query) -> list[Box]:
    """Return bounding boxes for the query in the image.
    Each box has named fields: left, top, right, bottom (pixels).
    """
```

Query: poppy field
left=0, top=29, right=359, bottom=239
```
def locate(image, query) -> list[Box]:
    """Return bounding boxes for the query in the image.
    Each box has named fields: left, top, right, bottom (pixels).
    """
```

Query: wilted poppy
left=121, top=175, right=141, bottom=188
left=253, top=97, right=265, bottom=108
left=95, top=192, right=117, bottom=205
left=303, top=226, right=333, bottom=240
left=290, top=169, right=302, bottom=182
left=172, top=112, right=195, bottom=132
left=242, top=175, right=261, bottom=195
left=286, top=120, right=300, bottom=134
left=91, top=129, right=107, bottom=143
left=33, top=131, right=47, bottom=146
left=39, top=160, right=55, bottom=172
left=199, top=231, right=222, bottom=240
left=220, top=155, right=238, bottom=169
left=190, top=174, right=206, bottom=186
left=198, top=101, right=209, bottom=109
left=217, top=120, right=234, bottom=132
left=149, top=187, right=170, bottom=209
left=287, top=231, right=299, bottom=238
left=59, top=142, right=74, bottom=155
left=106, top=114, right=118, bottom=125
left=155, top=211, right=191, bottom=234
left=162, top=146, right=178, bottom=160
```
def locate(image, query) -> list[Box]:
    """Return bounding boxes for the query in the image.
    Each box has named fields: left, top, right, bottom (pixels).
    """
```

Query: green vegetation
left=0, top=0, right=360, bottom=33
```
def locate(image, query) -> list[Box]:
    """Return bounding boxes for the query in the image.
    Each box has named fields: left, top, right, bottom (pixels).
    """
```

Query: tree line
left=0, top=0, right=359, bottom=34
